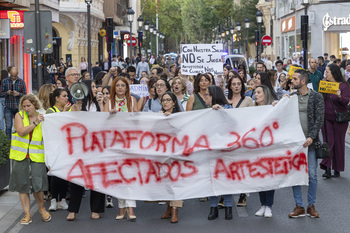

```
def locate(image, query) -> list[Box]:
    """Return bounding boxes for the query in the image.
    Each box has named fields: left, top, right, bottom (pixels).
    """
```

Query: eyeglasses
left=155, top=83, right=166, bottom=88
left=162, top=98, right=172, bottom=103
left=69, top=73, right=79, bottom=77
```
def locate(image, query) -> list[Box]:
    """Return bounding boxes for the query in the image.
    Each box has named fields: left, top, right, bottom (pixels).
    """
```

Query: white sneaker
left=264, top=206, right=272, bottom=218
left=158, top=202, right=167, bottom=205
left=49, top=198, right=57, bottom=211
left=58, top=198, right=68, bottom=210
left=255, top=205, right=266, bottom=216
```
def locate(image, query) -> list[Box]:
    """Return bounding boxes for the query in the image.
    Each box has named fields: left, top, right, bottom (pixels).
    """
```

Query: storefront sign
left=318, top=80, right=339, bottom=94
left=281, top=16, right=295, bottom=33
left=181, top=44, right=223, bottom=75
left=0, top=10, right=25, bottom=29
left=0, top=19, right=10, bottom=39
left=42, top=96, right=308, bottom=200
left=323, top=13, right=350, bottom=31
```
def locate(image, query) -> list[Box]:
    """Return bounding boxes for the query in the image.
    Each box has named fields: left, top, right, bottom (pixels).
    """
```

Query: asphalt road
left=7, top=147, right=350, bottom=233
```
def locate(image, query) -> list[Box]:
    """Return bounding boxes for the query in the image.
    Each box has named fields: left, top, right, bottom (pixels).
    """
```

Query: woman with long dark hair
left=254, top=72, right=278, bottom=100
left=66, top=79, right=105, bottom=221
left=158, top=91, right=183, bottom=223
left=46, top=89, right=71, bottom=211
left=320, top=64, right=350, bottom=178
left=254, top=85, right=276, bottom=218
left=186, top=74, right=212, bottom=111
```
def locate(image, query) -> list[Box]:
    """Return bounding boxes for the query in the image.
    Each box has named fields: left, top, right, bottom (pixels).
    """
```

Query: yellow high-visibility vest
left=9, top=111, right=45, bottom=162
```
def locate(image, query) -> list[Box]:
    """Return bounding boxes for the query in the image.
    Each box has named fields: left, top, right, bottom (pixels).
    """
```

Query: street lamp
left=137, top=15, right=143, bottom=58
left=236, top=22, right=241, bottom=54
left=85, top=0, right=92, bottom=74
left=301, top=0, right=310, bottom=69
left=156, top=30, right=160, bottom=55
left=127, top=7, right=135, bottom=61
left=144, top=20, right=149, bottom=58
left=256, top=10, right=263, bottom=61
left=245, top=18, right=250, bottom=65
left=149, top=25, right=154, bottom=56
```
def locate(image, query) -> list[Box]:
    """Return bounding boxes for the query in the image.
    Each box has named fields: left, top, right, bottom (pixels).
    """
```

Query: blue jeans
left=5, top=107, right=18, bottom=140
left=0, top=98, right=4, bottom=131
left=210, top=195, right=232, bottom=207
left=259, top=190, right=275, bottom=207
left=292, top=150, right=317, bottom=208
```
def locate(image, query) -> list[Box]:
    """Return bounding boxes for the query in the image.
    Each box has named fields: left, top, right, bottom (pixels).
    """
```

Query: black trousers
left=67, top=182, right=105, bottom=213
left=50, top=176, right=68, bottom=201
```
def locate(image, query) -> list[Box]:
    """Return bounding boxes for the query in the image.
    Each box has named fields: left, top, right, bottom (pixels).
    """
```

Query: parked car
left=223, top=55, right=249, bottom=74
left=163, top=53, right=177, bottom=61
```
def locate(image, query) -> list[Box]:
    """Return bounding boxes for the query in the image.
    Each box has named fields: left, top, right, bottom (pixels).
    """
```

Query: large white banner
left=42, top=96, right=308, bottom=201
left=181, top=44, right=224, bottom=75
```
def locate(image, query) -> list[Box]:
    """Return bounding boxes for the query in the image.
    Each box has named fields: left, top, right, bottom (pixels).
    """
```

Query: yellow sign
left=318, top=80, right=339, bottom=94
left=99, top=29, right=106, bottom=37
left=288, top=65, right=306, bottom=77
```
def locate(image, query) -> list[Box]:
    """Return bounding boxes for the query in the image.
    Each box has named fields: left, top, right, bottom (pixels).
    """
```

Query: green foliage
left=141, top=0, right=259, bottom=51
left=0, top=130, right=10, bottom=166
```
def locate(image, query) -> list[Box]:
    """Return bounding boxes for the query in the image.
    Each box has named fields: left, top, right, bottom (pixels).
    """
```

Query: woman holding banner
left=320, top=64, right=350, bottom=178
left=254, top=85, right=276, bottom=218
left=9, top=94, right=51, bottom=224
left=142, top=77, right=184, bottom=112
left=46, top=89, right=71, bottom=211
left=104, top=76, right=138, bottom=221
left=158, top=91, right=183, bottom=223
left=186, top=74, right=212, bottom=111
left=66, top=79, right=106, bottom=221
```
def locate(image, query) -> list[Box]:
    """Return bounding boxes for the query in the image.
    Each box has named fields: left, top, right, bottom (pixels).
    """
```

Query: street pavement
left=2, top=139, right=350, bottom=233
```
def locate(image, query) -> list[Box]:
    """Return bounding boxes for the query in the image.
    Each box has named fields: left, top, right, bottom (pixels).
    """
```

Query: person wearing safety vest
left=8, top=94, right=51, bottom=225
left=45, top=88, right=71, bottom=212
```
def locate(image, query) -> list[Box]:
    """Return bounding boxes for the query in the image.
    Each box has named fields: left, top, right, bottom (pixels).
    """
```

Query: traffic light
left=255, top=30, right=259, bottom=44
left=106, top=18, right=113, bottom=52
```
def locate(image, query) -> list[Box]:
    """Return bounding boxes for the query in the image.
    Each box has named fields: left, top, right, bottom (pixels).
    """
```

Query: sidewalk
left=0, top=189, right=36, bottom=233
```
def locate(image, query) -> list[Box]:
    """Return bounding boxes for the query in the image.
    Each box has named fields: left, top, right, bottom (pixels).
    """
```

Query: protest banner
left=318, top=80, right=339, bottom=94
left=130, top=84, right=148, bottom=98
left=288, top=65, right=305, bottom=77
left=180, top=44, right=223, bottom=75
left=42, top=96, right=308, bottom=201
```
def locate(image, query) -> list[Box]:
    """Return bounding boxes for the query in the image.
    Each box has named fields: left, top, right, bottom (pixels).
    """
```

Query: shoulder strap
left=196, top=93, right=208, bottom=108
left=312, top=91, right=329, bottom=143
left=329, top=95, right=337, bottom=114
left=148, top=98, right=152, bottom=110
left=235, top=97, right=244, bottom=108
left=131, top=97, right=134, bottom=112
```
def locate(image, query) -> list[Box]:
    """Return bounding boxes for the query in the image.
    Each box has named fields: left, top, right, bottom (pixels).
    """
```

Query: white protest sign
left=181, top=44, right=223, bottom=75
left=42, top=96, right=308, bottom=201
left=130, top=84, right=148, bottom=98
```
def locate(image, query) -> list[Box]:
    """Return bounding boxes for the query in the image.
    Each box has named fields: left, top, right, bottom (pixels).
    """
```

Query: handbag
left=315, top=119, right=331, bottom=159
left=330, top=95, right=350, bottom=123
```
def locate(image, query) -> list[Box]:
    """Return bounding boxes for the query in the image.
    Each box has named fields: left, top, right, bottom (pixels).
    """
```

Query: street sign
left=261, top=35, right=272, bottom=47
left=126, top=36, right=137, bottom=47
left=24, top=11, right=53, bottom=54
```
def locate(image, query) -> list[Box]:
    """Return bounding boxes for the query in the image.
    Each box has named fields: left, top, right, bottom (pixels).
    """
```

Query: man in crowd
left=0, top=67, right=27, bottom=139
left=288, top=69, right=324, bottom=219
left=324, top=53, right=330, bottom=65
left=317, top=56, right=327, bottom=76
left=65, top=67, right=80, bottom=104
left=91, top=62, right=102, bottom=79
left=256, top=62, right=266, bottom=72
left=276, top=60, right=288, bottom=80
left=127, top=66, right=139, bottom=84
left=308, top=58, right=323, bottom=91
left=265, top=57, right=273, bottom=70
left=166, top=55, right=175, bottom=70
left=136, top=56, right=150, bottom=80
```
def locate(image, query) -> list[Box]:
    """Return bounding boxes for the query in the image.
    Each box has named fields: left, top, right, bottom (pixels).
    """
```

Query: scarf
left=115, top=96, right=128, bottom=112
